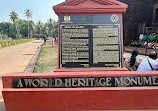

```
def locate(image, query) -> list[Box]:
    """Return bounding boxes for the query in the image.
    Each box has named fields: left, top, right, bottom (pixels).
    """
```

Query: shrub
left=0, top=38, right=36, bottom=47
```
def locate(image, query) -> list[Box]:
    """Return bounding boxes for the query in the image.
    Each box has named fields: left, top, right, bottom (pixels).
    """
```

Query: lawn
left=34, top=45, right=58, bottom=73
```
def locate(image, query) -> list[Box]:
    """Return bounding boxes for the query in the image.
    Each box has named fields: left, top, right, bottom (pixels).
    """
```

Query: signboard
left=12, top=75, right=158, bottom=88
left=59, top=14, right=122, bottom=68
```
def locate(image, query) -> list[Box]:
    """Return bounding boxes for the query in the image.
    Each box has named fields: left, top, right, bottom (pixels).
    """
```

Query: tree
left=9, top=24, right=17, bottom=39
left=24, top=9, right=32, bottom=39
left=47, top=18, right=59, bottom=38
left=0, top=28, right=2, bottom=41
left=47, top=18, right=55, bottom=37
left=9, top=11, right=20, bottom=39
left=0, top=22, right=12, bottom=37
left=18, top=19, right=28, bottom=38
left=37, top=21, right=43, bottom=38
left=29, top=21, right=36, bottom=38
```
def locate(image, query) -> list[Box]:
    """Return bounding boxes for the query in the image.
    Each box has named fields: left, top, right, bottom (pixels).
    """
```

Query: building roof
left=53, top=0, right=128, bottom=15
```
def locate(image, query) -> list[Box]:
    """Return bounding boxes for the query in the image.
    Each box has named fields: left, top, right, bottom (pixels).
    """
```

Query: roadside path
left=124, top=52, right=158, bottom=62
left=0, top=40, right=43, bottom=111
left=0, top=40, right=42, bottom=75
left=125, top=46, right=158, bottom=56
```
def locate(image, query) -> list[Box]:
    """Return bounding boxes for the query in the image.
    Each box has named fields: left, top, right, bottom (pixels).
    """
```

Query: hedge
left=0, top=39, right=36, bottom=47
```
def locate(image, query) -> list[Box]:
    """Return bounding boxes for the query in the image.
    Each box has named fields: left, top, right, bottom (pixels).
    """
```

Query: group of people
left=124, top=49, right=158, bottom=71
left=42, top=33, right=58, bottom=45
left=130, top=32, right=158, bottom=49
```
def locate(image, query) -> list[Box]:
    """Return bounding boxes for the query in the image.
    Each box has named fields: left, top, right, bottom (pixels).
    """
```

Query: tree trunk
left=39, top=28, right=41, bottom=39
left=52, top=25, right=55, bottom=38
left=0, top=33, right=2, bottom=41
left=14, top=21, right=18, bottom=37
left=30, top=30, right=33, bottom=38
left=14, top=20, right=20, bottom=39
left=28, top=20, right=29, bottom=39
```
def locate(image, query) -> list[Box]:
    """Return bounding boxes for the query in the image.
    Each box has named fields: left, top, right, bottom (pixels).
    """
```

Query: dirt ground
left=0, top=40, right=43, bottom=111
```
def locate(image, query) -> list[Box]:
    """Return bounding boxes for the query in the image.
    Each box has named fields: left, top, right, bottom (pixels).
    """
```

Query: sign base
left=3, top=69, right=158, bottom=111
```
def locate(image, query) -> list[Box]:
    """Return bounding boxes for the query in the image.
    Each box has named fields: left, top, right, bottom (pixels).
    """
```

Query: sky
left=0, top=0, right=65, bottom=23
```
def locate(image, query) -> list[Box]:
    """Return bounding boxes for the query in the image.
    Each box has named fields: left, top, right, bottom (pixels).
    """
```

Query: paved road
left=124, top=52, right=158, bottom=62
left=0, top=40, right=42, bottom=111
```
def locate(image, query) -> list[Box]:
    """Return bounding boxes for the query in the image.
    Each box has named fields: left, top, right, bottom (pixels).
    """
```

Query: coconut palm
left=47, top=18, right=55, bottom=37
left=9, top=11, right=20, bottom=38
left=44, top=23, right=49, bottom=35
left=37, top=21, right=43, bottom=38
left=0, top=28, right=2, bottom=41
left=0, top=29, right=2, bottom=41
left=29, top=21, right=36, bottom=38
left=24, top=9, right=32, bottom=39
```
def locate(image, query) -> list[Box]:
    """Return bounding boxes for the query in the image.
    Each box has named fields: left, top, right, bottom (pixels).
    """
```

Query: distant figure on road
left=124, top=49, right=140, bottom=71
left=137, top=51, right=158, bottom=71
left=43, top=34, right=47, bottom=45
left=54, top=37, right=58, bottom=44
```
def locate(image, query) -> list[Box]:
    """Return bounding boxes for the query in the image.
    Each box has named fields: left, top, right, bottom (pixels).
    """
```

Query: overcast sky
left=0, top=0, right=65, bottom=23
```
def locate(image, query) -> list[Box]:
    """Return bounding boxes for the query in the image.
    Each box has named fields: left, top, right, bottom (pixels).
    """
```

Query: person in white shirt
left=137, top=51, right=158, bottom=71
left=139, top=33, right=144, bottom=40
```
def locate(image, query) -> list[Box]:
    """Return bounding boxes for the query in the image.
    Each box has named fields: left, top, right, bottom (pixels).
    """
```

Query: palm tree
left=0, top=29, right=2, bottom=41
left=44, top=24, right=49, bottom=35
left=37, top=21, right=43, bottom=38
left=29, top=21, right=35, bottom=38
left=9, top=11, right=20, bottom=38
left=24, top=9, right=32, bottom=39
left=47, top=18, right=55, bottom=37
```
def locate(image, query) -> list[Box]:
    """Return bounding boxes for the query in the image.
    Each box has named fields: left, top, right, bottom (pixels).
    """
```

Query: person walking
left=124, top=49, right=140, bottom=71
left=137, top=51, right=158, bottom=71
left=43, top=33, right=47, bottom=45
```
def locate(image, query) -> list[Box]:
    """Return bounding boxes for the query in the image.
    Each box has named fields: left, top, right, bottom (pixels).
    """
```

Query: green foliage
left=0, top=20, right=38, bottom=39
left=24, top=9, right=32, bottom=19
left=9, top=11, right=20, bottom=38
left=36, top=21, right=44, bottom=34
left=0, top=33, right=2, bottom=41
left=0, top=38, right=36, bottom=47
left=0, top=22, right=16, bottom=39
left=46, top=19, right=58, bottom=38
left=0, top=22, right=12, bottom=35
left=9, top=11, right=19, bottom=22
left=18, top=19, right=28, bottom=37
left=9, top=24, right=16, bottom=39
left=0, top=11, right=58, bottom=39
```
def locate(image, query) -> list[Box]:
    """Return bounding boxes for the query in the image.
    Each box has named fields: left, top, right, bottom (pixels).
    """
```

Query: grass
left=34, top=45, right=58, bottom=73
